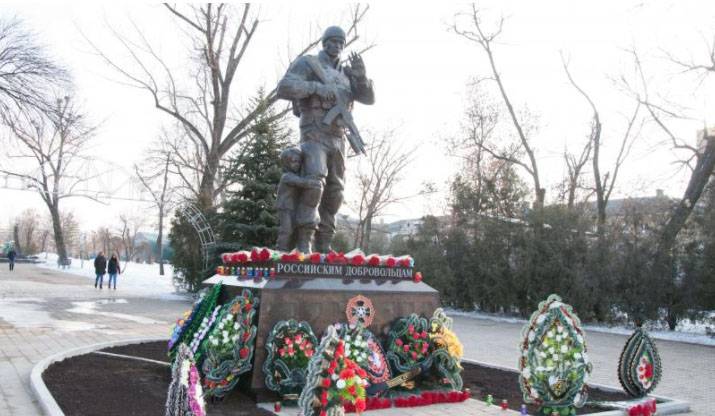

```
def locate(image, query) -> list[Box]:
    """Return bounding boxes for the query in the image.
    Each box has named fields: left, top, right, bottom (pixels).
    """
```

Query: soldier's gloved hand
left=348, top=52, right=366, bottom=79
left=314, top=83, right=337, bottom=100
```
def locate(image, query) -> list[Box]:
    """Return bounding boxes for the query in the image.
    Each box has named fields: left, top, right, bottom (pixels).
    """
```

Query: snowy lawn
left=445, top=308, right=715, bottom=347
left=37, top=253, right=188, bottom=301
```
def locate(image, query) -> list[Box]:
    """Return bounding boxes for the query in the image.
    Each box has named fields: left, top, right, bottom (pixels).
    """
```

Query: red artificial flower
left=237, top=252, right=249, bottom=263
left=408, top=324, right=415, bottom=334
left=320, top=390, right=328, bottom=406
left=250, top=248, right=260, bottom=262
left=347, top=385, right=357, bottom=395
left=281, top=252, right=300, bottom=263
left=230, top=252, right=241, bottom=263
left=326, top=250, right=347, bottom=264
left=395, top=339, right=403, bottom=346
left=322, top=377, right=332, bottom=388
left=414, top=271, right=423, bottom=283
left=320, top=411, right=327, bottom=416
left=355, top=398, right=366, bottom=412
left=385, top=257, right=397, bottom=267
left=259, top=248, right=271, bottom=261
left=403, top=344, right=410, bottom=353
left=310, top=252, right=322, bottom=264
left=644, top=363, right=654, bottom=379
left=420, top=330, right=428, bottom=339
left=411, top=351, right=418, bottom=360
left=351, top=254, right=365, bottom=266
left=243, top=302, right=252, bottom=312
left=239, top=347, right=249, bottom=359
left=399, top=257, right=412, bottom=267
left=221, top=253, right=231, bottom=264
left=356, top=368, right=367, bottom=379
left=340, top=368, right=355, bottom=380
left=335, top=341, right=345, bottom=357
left=367, top=256, right=380, bottom=266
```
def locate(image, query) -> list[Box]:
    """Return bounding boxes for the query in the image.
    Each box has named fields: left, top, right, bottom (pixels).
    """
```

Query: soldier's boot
left=314, top=231, right=333, bottom=253
left=295, top=228, right=314, bottom=254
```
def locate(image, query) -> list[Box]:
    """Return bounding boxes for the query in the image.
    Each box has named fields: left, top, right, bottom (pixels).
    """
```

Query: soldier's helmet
left=321, top=26, right=346, bottom=43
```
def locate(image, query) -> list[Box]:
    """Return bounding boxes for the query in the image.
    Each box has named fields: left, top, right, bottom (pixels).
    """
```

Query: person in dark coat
left=107, top=253, right=121, bottom=290
left=7, top=248, right=16, bottom=271
left=94, top=252, right=107, bottom=289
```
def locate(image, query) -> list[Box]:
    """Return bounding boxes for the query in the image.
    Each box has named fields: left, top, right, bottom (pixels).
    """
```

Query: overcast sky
left=1, top=1, right=714, bottom=234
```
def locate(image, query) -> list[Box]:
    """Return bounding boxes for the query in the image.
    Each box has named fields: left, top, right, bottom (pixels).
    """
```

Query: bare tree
left=628, top=49, right=715, bottom=255
left=135, top=148, right=175, bottom=275
left=562, top=55, right=642, bottom=233
left=561, top=138, right=592, bottom=209
left=15, top=209, right=41, bottom=255
left=453, top=6, right=544, bottom=209
left=350, top=131, right=414, bottom=252
left=0, top=96, right=98, bottom=262
left=0, top=17, right=68, bottom=113
left=117, top=213, right=145, bottom=267
left=87, top=4, right=370, bottom=210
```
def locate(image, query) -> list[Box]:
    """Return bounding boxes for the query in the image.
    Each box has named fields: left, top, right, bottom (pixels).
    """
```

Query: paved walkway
left=0, top=265, right=710, bottom=415
left=0, top=264, right=191, bottom=415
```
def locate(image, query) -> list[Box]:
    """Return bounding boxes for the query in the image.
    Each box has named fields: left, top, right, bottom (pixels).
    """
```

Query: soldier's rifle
left=305, top=57, right=367, bottom=157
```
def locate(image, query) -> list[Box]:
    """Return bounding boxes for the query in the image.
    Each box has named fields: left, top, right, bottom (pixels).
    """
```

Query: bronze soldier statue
left=277, top=25, right=375, bottom=253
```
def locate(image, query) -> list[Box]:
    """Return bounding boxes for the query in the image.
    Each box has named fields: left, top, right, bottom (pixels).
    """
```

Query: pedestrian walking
left=7, top=248, right=16, bottom=271
left=94, top=251, right=107, bottom=289
left=107, top=253, right=121, bottom=290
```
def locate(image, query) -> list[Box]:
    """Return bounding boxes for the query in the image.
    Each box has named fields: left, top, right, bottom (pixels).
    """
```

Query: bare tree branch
left=453, top=6, right=544, bottom=208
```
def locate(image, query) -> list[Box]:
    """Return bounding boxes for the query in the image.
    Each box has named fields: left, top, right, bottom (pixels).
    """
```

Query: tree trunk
left=13, top=224, right=22, bottom=255
left=40, top=230, right=49, bottom=254
left=158, top=206, right=165, bottom=276
left=659, top=133, right=715, bottom=255
left=364, top=215, right=373, bottom=253
left=197, top=152, right=220, bottom=211
left=49, top=204, right=68, bottom=262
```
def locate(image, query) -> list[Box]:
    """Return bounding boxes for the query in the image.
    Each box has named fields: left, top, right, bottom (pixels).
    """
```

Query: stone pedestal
left=202, top=274, right=440, bottom=393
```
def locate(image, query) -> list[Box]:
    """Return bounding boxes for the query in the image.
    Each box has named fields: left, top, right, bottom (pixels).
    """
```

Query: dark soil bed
left=44, top=341, right=637, bottom=415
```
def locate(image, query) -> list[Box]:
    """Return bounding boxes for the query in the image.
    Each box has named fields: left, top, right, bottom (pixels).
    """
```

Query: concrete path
left=0, top=264, right=710, bottom=415
left=0, top=264, right=191, bottom=415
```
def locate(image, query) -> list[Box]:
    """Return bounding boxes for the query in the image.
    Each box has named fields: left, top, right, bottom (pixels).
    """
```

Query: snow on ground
left=37, top=253, right=188, bottom=301
left=445, top=308, right=715, bottom=347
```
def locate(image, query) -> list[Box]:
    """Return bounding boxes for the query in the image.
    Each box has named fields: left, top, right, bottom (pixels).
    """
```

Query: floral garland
left=169, top=282, right=222, bottom=360
left=201, top=289, right=259, bottom=398
left=169, top=302, right=201, bottom=352
left=334, top=322, right=391, bottom=388
left=263, top=320, right=319, bottom=395
left=618, top=327, right=662, bottom=397
left=429, top=308, right=464, bottom=365
left=518, top=294, right=592, bottom=416
left=219, top=247, right=414, bottom=268
left=165, top=344, right=206, bottom=416
left=386, top=314, right=432, bottom=368
left=335, top=323, right=369, bottom=367
left=188, top=305, right=222, bottom=364
left=385, top=310, right=464, bottom=391
left=299, top=326, right=369, bottom=416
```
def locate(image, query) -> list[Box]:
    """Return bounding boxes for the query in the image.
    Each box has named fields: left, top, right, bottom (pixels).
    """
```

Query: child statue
left=276, top=147, right=322, bottom=252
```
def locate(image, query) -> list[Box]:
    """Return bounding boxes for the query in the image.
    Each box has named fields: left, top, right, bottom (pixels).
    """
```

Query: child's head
left=280, top=147, right=302, bottom=173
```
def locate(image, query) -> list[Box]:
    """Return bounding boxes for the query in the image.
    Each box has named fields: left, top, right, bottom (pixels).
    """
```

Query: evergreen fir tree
left=218, top=90, right=291, bottom=248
